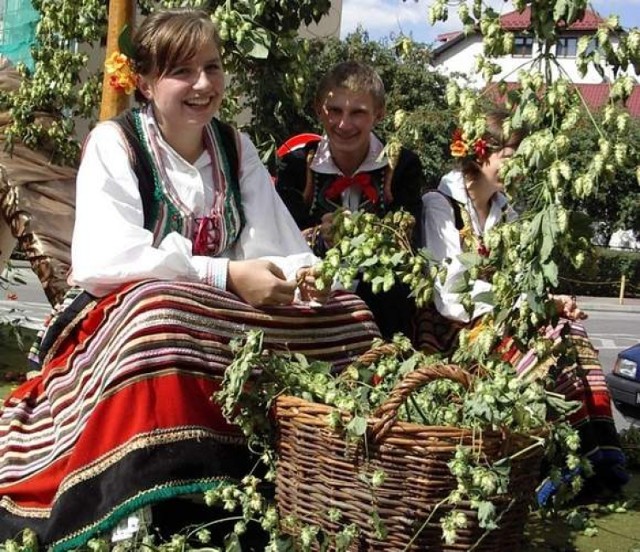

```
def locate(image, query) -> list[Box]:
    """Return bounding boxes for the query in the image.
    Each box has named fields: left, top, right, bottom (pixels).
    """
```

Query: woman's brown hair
left=131, top=9, right=221, bottom=101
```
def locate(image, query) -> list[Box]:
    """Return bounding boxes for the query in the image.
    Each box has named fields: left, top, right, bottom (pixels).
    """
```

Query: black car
left=606, top=343, right=640, bottom=416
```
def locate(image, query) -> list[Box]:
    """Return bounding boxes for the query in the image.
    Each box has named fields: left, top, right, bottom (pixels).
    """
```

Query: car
left=606, top=343, right=640, bottom=417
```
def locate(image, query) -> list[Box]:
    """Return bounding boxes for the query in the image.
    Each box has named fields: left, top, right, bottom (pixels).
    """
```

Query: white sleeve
left=71, top=123, right=227, bottom=297
left=422, top=192, right=493, bottom=323
left=229, top=133, right=318, bottom=280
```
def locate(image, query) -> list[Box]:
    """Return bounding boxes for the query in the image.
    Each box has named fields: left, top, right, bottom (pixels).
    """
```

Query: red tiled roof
left=576, top=83, right=640, bottom=116
left=486, top=82, right=640, bottom=117
left=436, top=31, right=463, bottom=43
left=500, top=7, right=605, bottom=31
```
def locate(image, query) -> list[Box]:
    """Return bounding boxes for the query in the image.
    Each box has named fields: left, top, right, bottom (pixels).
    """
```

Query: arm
left=231, top=133, right=319, bottom=282
left=422, top=191, right=493, bottom=323
left=71, top=123, right=227, bottom=297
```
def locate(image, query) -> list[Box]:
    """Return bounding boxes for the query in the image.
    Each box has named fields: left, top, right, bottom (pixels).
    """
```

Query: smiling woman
left=0, top=8, right=380, bottom=549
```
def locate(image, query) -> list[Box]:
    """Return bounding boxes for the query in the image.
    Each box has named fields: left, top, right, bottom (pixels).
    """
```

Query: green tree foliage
left=0, top=0, right=334, bottom=166
left=0, top=0, right=107, bottom=165
left=561, top=114, right=640, bottom=242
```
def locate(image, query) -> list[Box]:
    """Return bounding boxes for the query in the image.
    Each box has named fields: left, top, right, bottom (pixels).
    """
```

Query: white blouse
left=72, top=110, right=317, bottom=297
left=421, top=170, right=516, bottom=323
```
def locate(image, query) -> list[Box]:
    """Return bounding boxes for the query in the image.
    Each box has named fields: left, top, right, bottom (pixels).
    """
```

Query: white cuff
left=192, top=256, right=229, bottom=289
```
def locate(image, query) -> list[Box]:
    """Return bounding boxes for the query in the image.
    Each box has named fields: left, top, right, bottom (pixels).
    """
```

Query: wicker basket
left=274, top=350, right=544, bottom=551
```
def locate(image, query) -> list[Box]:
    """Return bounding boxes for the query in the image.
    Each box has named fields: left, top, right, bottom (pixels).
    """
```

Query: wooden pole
left=99, top=0, right=135, bottom=121
left=620, top=274, right=626, bottom=305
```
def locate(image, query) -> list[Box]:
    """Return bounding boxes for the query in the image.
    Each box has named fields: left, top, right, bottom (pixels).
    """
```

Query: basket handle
left=352, top=342, right=403, bottom=367
left=370, top=364, right=473, bottom=444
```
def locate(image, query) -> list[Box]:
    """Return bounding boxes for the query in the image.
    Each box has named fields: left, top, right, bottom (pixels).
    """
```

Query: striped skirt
left=501, top=320, right=627, bottom=500
left=0, top=280, right=380, bottom=550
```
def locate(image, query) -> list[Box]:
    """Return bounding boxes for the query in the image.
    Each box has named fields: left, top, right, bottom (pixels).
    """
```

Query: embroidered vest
left=113, top=109, right=243, bottom=252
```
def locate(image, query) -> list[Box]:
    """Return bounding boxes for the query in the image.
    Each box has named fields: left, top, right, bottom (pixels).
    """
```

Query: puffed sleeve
left=71, top=123, right=229, bottom=297
left=229, top=133, right=318, bottom=280
left=422, top=191, right=493, bottom=323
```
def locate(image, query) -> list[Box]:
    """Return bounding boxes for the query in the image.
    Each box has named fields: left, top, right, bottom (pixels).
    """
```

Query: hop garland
left=314, top=209, right=438, bottom=308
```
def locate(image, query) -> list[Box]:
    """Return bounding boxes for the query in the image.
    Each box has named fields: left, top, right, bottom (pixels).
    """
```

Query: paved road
left=583, top=311, right=640, bottom=431
left=3, top=263, right=640, bottom=431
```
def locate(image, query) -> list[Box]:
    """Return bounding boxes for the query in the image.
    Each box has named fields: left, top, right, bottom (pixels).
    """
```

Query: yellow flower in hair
left=105, top=51, right=136, bottom=95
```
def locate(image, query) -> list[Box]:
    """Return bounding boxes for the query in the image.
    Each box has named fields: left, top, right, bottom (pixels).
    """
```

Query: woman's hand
left=553, top=294, right=588, bottom=321
left=227, top=260, right=297, bottom=307
left=296, top=265, right=331, bottom=306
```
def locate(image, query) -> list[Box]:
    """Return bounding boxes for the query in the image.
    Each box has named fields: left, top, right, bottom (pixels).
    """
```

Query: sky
left=340, top=0, right=640, bottom=45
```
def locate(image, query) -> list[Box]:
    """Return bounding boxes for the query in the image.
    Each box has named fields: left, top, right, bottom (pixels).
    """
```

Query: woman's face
left=138, top=37, right=225, bottom=137
left=480, top=146, right=516, bottom=190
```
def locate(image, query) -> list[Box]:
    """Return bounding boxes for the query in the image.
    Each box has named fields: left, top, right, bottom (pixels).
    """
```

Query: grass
left=523, top=474, right=640, bottom=552
left=0, top=325, right=36, bottom=396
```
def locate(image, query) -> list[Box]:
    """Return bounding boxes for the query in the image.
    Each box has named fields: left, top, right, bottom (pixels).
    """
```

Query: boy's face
left=317, top=87, right=383, bottom=162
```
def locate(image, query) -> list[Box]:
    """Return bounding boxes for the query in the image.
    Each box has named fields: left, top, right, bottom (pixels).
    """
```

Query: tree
left=562, top=113, right=640, bottom=242
left=422, top=0, right=640, bottom=360
left=0, top=0, right=335, bottom=165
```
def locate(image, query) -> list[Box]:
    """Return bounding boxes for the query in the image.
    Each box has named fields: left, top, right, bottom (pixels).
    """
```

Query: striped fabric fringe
left=505, top=320, right=627, bottom=501
left=0, top=280, right=379, bottom=551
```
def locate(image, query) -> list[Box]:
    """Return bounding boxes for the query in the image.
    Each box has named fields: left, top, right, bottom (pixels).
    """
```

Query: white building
left=432, top=7, right=640, bottom=116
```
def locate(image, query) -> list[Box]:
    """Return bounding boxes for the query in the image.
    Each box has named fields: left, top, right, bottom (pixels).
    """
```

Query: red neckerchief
left=324, top=173, right=378, bottom=205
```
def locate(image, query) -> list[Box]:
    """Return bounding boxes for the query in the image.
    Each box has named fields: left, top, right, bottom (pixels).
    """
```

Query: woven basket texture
left=274, top=362, right=544, bottom=551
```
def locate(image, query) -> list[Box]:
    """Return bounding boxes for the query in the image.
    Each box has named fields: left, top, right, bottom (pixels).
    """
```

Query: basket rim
left=274, top=393, right=547, bottom=448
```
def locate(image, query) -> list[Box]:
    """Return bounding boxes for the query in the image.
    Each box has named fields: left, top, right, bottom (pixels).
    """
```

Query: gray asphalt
left=4, top=260, right=640, bottom=328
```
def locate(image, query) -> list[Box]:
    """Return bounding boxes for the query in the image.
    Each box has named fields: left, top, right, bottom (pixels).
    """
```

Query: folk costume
left=0, top=106, right=380, bottom=550
left=276, top=134, right=425, bottom=339
left=419, top=170, right=627, bottom=500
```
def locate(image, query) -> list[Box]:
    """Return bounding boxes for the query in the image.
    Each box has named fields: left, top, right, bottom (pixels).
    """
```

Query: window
left=513, top=35, right=533, bottom=57
left=557, top=37, right=578, bottom=57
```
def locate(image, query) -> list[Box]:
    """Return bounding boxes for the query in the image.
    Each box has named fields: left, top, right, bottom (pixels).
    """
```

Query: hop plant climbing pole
left=99, top=0, right=134, bottom=121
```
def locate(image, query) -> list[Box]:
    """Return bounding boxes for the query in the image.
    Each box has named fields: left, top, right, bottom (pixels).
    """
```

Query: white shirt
left=421, top=170, right=516, bottom=323
left=311, top=133, right=387, bottom=212
left=72, top=112, right=317, bottom=297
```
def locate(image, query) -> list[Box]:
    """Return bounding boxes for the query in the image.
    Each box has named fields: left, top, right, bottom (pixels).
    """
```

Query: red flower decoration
left=474, top=138, right=489, bottom=162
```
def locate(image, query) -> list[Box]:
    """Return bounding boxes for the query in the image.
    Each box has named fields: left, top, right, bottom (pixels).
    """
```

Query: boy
left=276, top=61, right=426, bottom=338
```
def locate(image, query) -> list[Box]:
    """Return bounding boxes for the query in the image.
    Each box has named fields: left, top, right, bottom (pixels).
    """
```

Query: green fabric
left=51, top=479, right=230, bottom=552
left=0, top=0, right=39, bottom=70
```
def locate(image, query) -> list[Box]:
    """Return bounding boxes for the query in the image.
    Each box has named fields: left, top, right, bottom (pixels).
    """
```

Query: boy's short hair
left=315, top=61, right=386, bottom=111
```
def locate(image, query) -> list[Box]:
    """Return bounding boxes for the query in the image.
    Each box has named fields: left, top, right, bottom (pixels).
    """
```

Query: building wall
left=299, top=0, right=342, bottom=40
left=434, top=32, right=628, bottom=87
